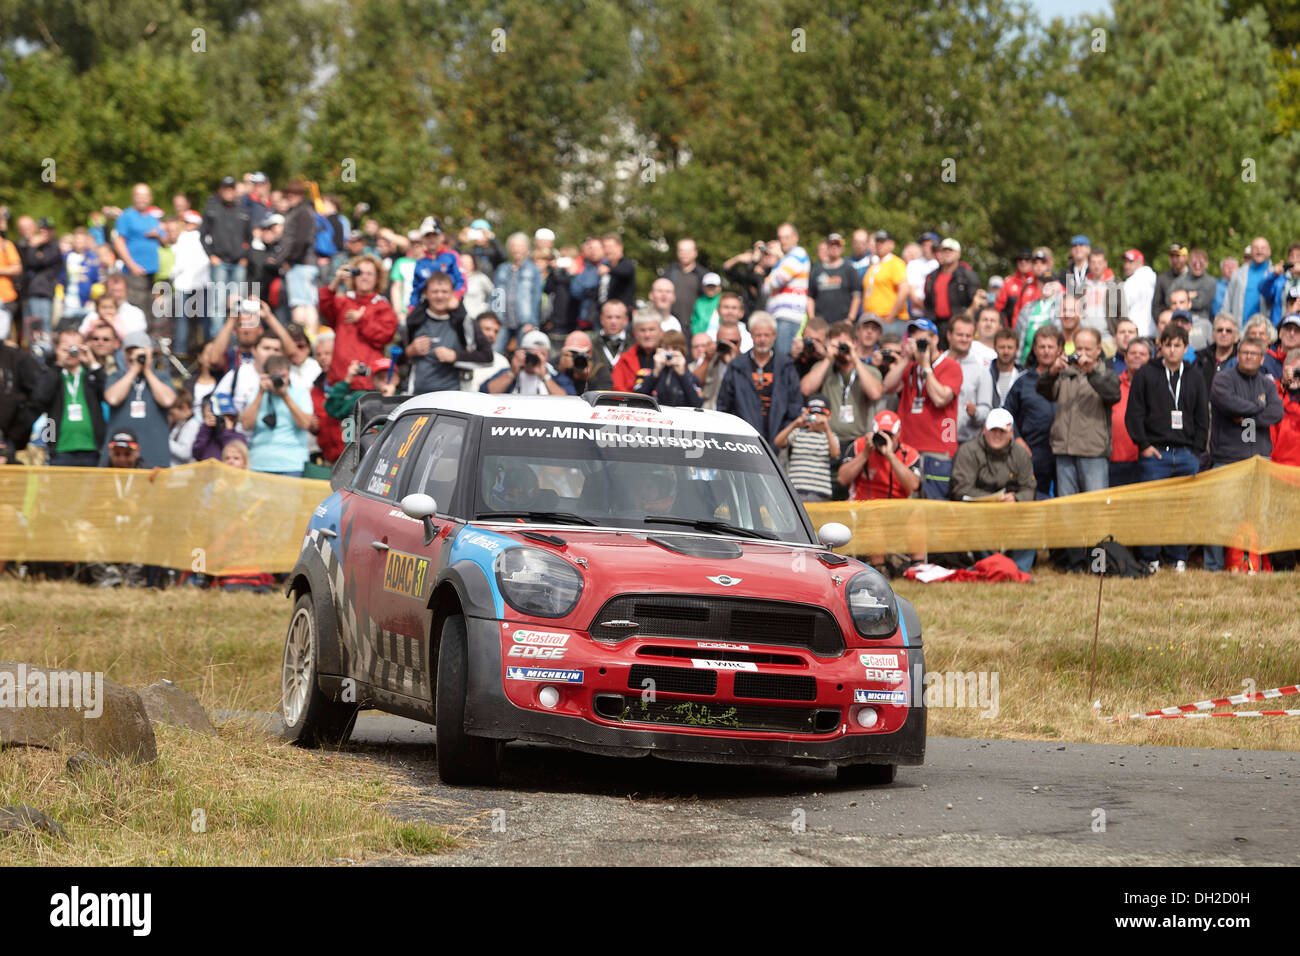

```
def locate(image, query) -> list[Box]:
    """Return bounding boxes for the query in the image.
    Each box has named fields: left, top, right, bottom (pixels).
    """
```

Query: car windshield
left=473, top=417, right=811, bottom=543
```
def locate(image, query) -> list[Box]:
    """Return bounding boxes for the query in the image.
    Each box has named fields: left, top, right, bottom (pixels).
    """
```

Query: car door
left=365, top=414, right=467, bottom=699
left=341, top=411, right=434, bottom=695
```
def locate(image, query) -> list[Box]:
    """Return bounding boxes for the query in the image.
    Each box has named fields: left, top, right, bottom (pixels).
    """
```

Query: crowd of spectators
left=2, top=181, right=1298, bottom=584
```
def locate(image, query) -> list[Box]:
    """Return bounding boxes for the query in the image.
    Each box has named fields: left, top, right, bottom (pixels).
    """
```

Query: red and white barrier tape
left=1102, top=684, right=1300, bottom=722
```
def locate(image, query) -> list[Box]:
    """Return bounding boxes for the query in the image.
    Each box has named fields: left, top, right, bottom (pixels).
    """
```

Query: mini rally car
left=281, top=391, right=925, bottom=785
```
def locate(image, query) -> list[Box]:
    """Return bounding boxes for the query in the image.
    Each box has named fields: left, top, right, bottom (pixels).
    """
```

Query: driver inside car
left=489, top=465, right=539, bottom=510
left=630, top=465, right=677, bottom=514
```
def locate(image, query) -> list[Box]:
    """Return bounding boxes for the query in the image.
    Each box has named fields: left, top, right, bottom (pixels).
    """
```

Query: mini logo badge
left=707, top=574, right=743, bottom=587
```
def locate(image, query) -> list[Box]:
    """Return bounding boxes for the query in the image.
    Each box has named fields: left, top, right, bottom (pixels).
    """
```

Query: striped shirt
left=787, top=428, right=832, bottom=496
left=763, top=245, right=811, bottom=325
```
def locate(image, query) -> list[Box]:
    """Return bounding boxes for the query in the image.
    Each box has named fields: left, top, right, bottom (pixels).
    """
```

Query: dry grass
left=898, top=568, right=1300, bottom=749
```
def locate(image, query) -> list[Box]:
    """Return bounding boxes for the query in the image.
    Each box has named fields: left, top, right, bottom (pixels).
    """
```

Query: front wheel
left=836, top=762, right=896, bottom=787
left=281, top=592, right=358, bottom=748
left=434, top=614, right=502, bottom=785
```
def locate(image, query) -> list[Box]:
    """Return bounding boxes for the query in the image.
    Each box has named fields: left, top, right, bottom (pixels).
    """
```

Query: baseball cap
left=109, top=429, right=140, bottom=449
left=406, top=229, right=422, bottom=242
left=939, top=237, right=961, bottom=253
left=212, top=393, right=237, bottom=417
left=1123, top=249, right=1144, bottom=264
left=872, top=410, right=902, bottom=436
left=36, top=217, right=53, bottom=230
left=219, top=176, right=237, bottom=187
left=1070, top=234, right=1091, bottom=247
left=248, top=171, right=269, bottom=184
left=827, top=232, right=844, bottom=243
left=1014, top=248, right=1033, bottom=261
left=262, top=213, right=284, bottom=228
left=701, top=272, right=722, bottom=287
left=1286, top=287, right=1300, bottom=301
left=987, top=276, right=1005, bottom=290
left=874, top=229, right=894, bottom=242
left=918, top=231, right=940, bottom=244
left=122, top=330, right=151, bottom=351
left=470, top=218, right=491, bottom=231
left=1280, top=313, right=1300, bottom=330
left=534, top=227, right=556, bottom=242
left=907, top=318, right=939, bottom=336
left=370, top=357, right=394, bottom=374
left=1032, top=247, right=1052, bottom=262
left=1168, top=243, right=1189, bottom=256
left=182, top=210, right=202, bottom=225
left=418, top=216, right=443, bottom=236
left=856, top=312, right=883, bottom=328
left=805, top=396, right=829, bottom=414
left=520, top=330, right=552, bottom=352
left=985, top=408, right=1014, bottom=431
left=1170, top=309, right=1193, bottom=325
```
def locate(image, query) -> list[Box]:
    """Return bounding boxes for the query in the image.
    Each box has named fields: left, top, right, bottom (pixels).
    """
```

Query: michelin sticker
left=855, top=689, right=907, bottom=705
left=506, top=667, right=583, bottom=684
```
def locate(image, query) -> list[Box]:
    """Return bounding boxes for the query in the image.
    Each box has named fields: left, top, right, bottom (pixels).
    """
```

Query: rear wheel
left=836, top=762, right=896, bottom=787
left=434, top=614, right=502, bottom=785
left=281, top=592, right=358, bottom=747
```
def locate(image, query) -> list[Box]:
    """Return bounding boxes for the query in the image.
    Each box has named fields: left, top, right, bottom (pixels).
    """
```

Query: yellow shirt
left=0, top=239, right=18, bottom=303
left=862, top=253, right=906, bottom=317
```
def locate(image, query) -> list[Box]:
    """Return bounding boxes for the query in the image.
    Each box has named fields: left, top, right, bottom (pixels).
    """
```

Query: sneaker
left=1175, top=560, right=1187, bottom=573
left=1147, top=561, right=1160, bottom=574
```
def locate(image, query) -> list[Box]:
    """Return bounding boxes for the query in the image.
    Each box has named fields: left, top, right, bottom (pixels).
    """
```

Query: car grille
left=636, top=645, right=806, bottom=667
left=615, top=698, right=836, bottom=734
left=733, top=673, right=817, bottom=702
left=627, top=664, right=717, bottom=697
left=590, top=594, right=845, bottom=657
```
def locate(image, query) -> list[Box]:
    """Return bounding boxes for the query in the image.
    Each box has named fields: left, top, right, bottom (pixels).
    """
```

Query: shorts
left=286, top=264, right=320, bottom=308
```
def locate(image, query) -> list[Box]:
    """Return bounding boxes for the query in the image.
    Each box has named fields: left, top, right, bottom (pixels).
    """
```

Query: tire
left=281, top=592, right=358, bottom=748
left=836, top=762, right=896, bottom=787
left=434, top=614, right=502, bottom=785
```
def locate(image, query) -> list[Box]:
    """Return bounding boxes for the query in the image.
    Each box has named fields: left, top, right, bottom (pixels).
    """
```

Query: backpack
left=1088, top=536, right=1150, bottom=578
left=313, top=212, right=337, bottom=258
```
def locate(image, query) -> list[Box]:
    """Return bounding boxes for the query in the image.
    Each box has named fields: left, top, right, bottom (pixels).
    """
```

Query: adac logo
left=383, top=549, right=430, bottom=599
left=706, top=574, right=743, bottom=587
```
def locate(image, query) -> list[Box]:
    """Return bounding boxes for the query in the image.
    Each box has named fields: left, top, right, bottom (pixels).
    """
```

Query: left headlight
left=495, top=547, right=584, bottom=618
left=845, top=568, right=898, bottom=638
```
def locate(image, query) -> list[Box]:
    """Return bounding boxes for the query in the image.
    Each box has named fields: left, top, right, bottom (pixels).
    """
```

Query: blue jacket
left=1002, top=367, right=1056, bottom=483
left=493, top=259, right=543, bottom=331
left=570, top=264, right=601, bottom=326
left=1260, top=270, right=1300, bottom=326
left=716, top=351, right=802, bottom=446
left=409, top=248, right=466, bottom=309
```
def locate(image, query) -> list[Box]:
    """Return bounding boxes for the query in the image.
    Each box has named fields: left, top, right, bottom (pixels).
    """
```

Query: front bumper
left=462, top=616, right=926, bottom=769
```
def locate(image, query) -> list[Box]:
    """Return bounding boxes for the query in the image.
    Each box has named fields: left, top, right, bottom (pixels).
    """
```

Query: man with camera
left=482, top=330, right=575, bottom=396
left=791, top=316, right=830, bottom=386
left=723, top=239, right=780, bottom=317
left=31, top=329, right=107, bottom=466
left=100, top=330, right=177, bottom=468
left=633, top=331, right=702, bottom=408
left=238, top=352, right=313, bottom=475
left=1035, top=326, right=1119, bottom=502
left=837, top=409, right=921, bottom=570
left=557, top=330, right=614, bottom=395
left=404, top=271, right=489, bottom=393
left=696, top=323, right=741, bottom=410
left=879, top=317, right=963, bottom=500
left=802, top=320, right=882, bottom=457
left=775, top=396, right=840, bottom=502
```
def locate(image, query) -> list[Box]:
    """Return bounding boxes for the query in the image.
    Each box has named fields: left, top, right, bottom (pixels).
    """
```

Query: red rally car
left=280, top=390, right=925, bottom=785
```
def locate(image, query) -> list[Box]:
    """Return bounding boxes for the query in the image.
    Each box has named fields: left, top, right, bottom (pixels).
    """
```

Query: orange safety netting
left=804, top=456, right=1300, bottom=556
left=0, top=461, right=326, bottom=575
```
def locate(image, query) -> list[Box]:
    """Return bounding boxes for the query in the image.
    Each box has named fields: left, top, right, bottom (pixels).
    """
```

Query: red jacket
left=319, top=287, right=398, bottom=391
left=995, top=272, right=1038, bottom=328
left=313, top=385, right=344, bottom=463
left=1110, top=371, right=1139, bottom=463
left=612, top=346, right=653, bottom=393
left=1270, top=382, right=1300, bottom=467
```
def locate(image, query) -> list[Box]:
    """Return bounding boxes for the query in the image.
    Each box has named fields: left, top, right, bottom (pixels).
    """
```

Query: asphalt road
left=345, top=714, right=1300, bottom=866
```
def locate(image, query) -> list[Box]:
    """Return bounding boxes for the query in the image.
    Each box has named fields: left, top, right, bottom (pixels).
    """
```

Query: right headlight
left=845, top=569, right=899, bottom=638
left=494, top=547, right=584, bottom=618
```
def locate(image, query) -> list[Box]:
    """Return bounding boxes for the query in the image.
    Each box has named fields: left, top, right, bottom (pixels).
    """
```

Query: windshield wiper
left=643, top=516, right=774, bottom=539
left=476, top=510, right=597, bottom=526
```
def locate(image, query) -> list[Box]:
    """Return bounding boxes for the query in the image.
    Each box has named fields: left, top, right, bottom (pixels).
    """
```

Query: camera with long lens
left=802, top=336, right=816, bottom=354
left=836, top=342, right=851, bottom=357
left=717, top=340, right=732, bottom=357
left=567, top=350, right=589, bottom=371
left=135, top=353, right=147, bottom=367
left=524, top=352, right=541, bottom=371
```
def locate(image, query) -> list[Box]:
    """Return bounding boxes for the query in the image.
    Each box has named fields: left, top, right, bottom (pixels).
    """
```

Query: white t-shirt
left=80, top=300, right=147, bottom=341
left=214, top=361, right=262, bottom=437
left=969, top=340, right=996, bottom=368
left=291, top=357, right=322, bottom=392
left=906, top=256, right=939, bottom=301
left=1124, top=266, right=1157, bottom=338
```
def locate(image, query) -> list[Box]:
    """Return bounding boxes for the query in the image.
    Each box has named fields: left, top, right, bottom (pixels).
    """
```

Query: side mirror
left=400, top=493, right=438, bottom=546
left=817, top=522, right=852, bottom=550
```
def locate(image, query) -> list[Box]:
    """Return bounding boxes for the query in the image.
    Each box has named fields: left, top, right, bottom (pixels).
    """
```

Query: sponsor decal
left=506, top=667, right=583, bottom=684
left=691, top=659, right=757, bottom=671
left=512, top=630, right=569, bottom=646
left=387, top=508, right=423, bottom=524
left=312, top=504, right=328, bottom=518
left=382, top=549, right=430, bottom=599
left=396, top=415, right=430, bottom=458
left=508, top=645, right=566, bottom=659
left=863, top=668, right=906, bottom=682
left=855, top=689, right=907, bottom=705
left=860, top=653, right=900, bottom=669
left=706, top=574, right=743, bottom=587
left=697, top=641, right=749, bottom=651
left=461, top=530, right=504, bottom=552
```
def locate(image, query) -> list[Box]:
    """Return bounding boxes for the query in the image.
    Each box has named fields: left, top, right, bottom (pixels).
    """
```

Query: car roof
left=387, top=392, right=763, bottom=439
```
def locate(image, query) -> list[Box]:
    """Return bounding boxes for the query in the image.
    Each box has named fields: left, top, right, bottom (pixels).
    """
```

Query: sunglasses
left=89, top=336, right=114, bottom=342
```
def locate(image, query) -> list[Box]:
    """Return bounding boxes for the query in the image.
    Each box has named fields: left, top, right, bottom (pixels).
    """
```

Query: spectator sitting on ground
left=168, top=386, right=199, bottom=466
left=481, top=330, right=575, bottom=396
left=716, top=311, right=803, bottom=445
left=1109, top=337, right=1150, bottom=488
left=240, top=353, right=313, bottom=476
left=1003, top=325, right=1063, bottom=497
left=950, top=406, right=1037, bottom=572
left=102, top=330, right=177, bottom=468
left=775, top=395, right=841, bottom=503
left=612, top=310, right=663, bottom=393
left=556, top=330, right=614, bottom=395
left=633, top=330, right=702, bottom=407
left=405, top=271, right=490, bottom=394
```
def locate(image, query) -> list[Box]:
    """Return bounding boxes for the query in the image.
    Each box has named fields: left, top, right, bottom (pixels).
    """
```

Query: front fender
left=285, top=534, right=346, bottom=678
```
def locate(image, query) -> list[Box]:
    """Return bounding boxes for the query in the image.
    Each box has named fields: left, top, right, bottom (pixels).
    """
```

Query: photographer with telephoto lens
left=240, top=352, right=313, bottom=476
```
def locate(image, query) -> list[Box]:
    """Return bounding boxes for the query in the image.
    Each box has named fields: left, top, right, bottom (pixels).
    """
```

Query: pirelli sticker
left=383, top=548, right=430, bottom=599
